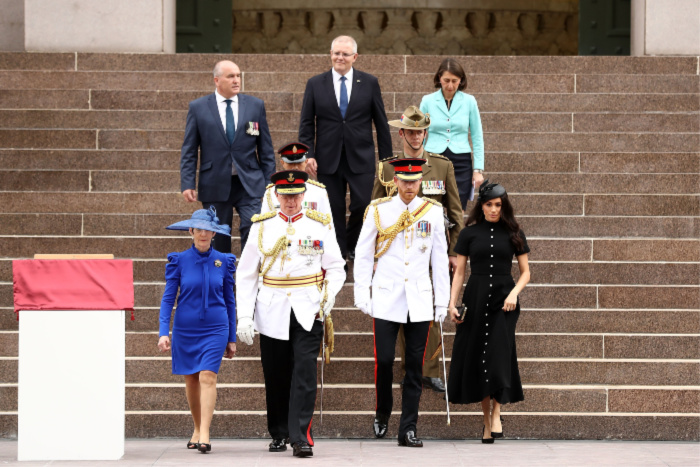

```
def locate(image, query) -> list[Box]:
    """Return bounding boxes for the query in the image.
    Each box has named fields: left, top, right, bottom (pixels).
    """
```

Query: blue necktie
left=339, top=76, right=348, bottom=118
left=225, top=99, right=235, bottom=145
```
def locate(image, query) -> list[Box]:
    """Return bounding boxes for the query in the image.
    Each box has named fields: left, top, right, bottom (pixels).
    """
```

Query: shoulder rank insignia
left=307, top=179, right=326, bottom=189
left=424, top=197, right=443, bottom=208
left=379, top=155, right=398, bottom=162
left=265, top=183, right=274, bottom=189
left=306, top=209, right=331, bottom=226
left=371, top=196, right=392, bottom=206
left=251, top=211, right=276, bottom=223
left=428, top=152, right=449, bottom=161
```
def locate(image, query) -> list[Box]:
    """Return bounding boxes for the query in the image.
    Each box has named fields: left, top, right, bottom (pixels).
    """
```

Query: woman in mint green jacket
left=420, top=58, right=484, bottom=211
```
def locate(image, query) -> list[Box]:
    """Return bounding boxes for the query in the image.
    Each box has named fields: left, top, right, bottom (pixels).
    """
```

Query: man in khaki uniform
left=371, top=105, right=463, bottom=392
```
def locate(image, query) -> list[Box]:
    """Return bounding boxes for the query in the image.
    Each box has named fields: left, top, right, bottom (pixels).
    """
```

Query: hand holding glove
left=322, top=295, right=335, bottom=318
left=236, top=317, right=255, bottom=346
left=435, top=306, right=447, bottom=323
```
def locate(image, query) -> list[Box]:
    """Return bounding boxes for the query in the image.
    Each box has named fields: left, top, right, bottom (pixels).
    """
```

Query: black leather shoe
left=269, top=438, right=288, bottom=452
left=373, top=413, right=389, bottom=438
left=422, top=376, right=446, bottom=393
left=398, top=430, right=423, bottom=447
left=292, top=442, right=313, bottom=457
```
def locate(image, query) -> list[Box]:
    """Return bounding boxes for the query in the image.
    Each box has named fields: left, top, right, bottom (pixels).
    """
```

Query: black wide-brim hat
left=166, top=206, right=231, bottom=236
left=271, top=170, right=308, bottom=195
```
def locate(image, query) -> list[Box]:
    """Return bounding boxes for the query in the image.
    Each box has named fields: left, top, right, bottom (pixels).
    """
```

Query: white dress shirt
left=215, top=90, right=238, bottom=175
left=331, top=67, right=354, bottom=108
left=354, top=195, right=450, bottom=324
left=236, top=210, right=346, bottom=340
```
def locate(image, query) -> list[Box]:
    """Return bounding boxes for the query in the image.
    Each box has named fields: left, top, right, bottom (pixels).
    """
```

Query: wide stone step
left=2, top=308, right=699, bottom=336
left=4, top=53, right=696, bottom=76
left=0, top=384, right=697, bottom=414
left=5, top=168, right=698, bottom=196
left=1, top=281, right=699, bottom=311
left=0, top=411, right=697, bottom=440
left=1, top=358, right=698, bottom=386
left=2, top=331, right=698, bottom=360
left=3, top=127, right=698, bottom=153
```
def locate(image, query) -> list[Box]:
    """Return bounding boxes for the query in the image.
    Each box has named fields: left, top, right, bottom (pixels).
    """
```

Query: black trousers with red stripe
left=260, top=311, right=323, bottom=446
left=374, top=316, right=431, bottom=439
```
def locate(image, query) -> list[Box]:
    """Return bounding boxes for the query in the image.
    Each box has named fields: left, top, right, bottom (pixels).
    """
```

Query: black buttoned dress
left=448, top=220, right=529, bottom=405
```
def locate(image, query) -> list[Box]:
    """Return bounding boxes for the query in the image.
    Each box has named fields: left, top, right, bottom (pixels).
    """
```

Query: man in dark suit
left=298, top=35, right=393, bottom=259
left=181, top=60, right=275, bottom=254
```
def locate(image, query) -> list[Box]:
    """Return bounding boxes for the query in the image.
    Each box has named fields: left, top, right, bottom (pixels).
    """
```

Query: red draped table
left=13, top=259, right=133, bottom=461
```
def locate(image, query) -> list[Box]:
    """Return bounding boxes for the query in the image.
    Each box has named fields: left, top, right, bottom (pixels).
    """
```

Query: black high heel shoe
left=198, top=442, right=212, bottom=453
left=481, top=425, right=494, bottom=444
left=186, top=440, right=199, bottom=449
left=491, top=416, right=504, bottom=438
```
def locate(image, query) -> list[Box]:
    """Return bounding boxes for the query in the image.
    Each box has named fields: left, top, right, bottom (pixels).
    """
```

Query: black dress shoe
left=398, top=430, right=423, bottom=447
left=422, top=376, right=446, bottom=393
left=292, top=442, right=313, bottom=457
left=373, top=413, right=389, bottom=438
left=491, top=416, right=504, bottom=438
left=269, top=438, right=288, bottom=452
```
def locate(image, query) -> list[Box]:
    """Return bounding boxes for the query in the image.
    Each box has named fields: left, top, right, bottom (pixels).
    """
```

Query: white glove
left=322, top=295, right=335, bottom=318
left=356, top=302, right=373, bottom=317
left=236, top=317, right=255, bottom=346
left=435, top=306, right=447, bottom=323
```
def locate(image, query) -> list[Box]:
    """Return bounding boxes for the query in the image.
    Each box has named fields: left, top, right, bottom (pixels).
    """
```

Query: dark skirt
left=442, top=148, right=473, bottom=210
left=447, top=273, right=524, bottom=405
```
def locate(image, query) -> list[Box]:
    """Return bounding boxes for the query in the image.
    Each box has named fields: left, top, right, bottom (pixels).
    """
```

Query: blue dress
left=159, top=245, right=237, bottom=375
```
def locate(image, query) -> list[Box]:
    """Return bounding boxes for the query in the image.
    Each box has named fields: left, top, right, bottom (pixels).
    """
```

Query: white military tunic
left=260, top=181, right=334, bottom=229
left=236, top=210, right=346, bottom=340
left=354, top=195, right=449, bottom=323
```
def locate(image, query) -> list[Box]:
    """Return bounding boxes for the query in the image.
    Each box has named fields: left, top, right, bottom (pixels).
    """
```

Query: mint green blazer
left=419, top=90, right=484, bottom=170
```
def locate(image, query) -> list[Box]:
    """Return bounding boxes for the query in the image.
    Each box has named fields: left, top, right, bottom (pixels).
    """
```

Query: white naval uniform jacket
left=260, top=181, right=334, bottom=229
left=354, top=196, right=450, bottom=323
left=236, top=210, right=346, bottom=340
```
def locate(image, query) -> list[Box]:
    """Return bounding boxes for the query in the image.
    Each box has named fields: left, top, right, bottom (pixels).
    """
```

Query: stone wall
left=232, top=0, right=578, bottom=55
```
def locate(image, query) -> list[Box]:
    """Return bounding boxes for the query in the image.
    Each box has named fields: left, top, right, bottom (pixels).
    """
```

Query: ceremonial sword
left=439, top=319, right=451, bottom=426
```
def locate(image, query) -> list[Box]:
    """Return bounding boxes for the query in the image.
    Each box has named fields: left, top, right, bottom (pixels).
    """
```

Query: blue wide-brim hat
left=166, top=207, right=231, bottom=236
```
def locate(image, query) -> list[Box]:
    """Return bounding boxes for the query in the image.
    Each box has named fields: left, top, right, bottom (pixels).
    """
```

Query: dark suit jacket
left=298, top=69, right=392, bottom=175
left=180, top=93, right=275, bottom=202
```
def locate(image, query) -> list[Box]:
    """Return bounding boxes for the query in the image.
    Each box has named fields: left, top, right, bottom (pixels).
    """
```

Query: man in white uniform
left=236, top=170, right=346, bottom=457
left=260, top=142, right=333, bottom=231
left=354, top=159, right=450, bottom=447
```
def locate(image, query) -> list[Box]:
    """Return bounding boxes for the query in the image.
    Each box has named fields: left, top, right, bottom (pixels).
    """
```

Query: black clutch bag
left=456, top=304, right=467, bottom=321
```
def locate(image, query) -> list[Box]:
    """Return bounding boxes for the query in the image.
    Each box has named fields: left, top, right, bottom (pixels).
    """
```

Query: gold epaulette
left=371, top=197, right=392, bottom=206
left=428, top=152, right=449, bottom=161
left=251, top=211, right=276, bottom=223
left=307, top=179, right=326, bottom=189
left=265, top=183, right=274, bottom=189
left=306, top=209, right=331, bottom=226
left=363, top=197, right=392, bottom=222
left=424, top=197, right=443, bottom=208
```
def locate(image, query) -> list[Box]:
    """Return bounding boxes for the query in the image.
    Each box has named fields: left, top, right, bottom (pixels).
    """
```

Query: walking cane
left=439, top=319, right=451, bottom=426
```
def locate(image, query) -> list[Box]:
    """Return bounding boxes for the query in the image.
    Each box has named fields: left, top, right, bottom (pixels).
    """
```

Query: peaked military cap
left=278, top=141, right=309, bottom=164
left=388, top=158, right=427, bottom=181
left=271, top=170, right=308, bottom=195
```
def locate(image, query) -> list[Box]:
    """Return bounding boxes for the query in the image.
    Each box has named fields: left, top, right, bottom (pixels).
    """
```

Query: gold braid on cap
left=377, top=162, right=397, bottom=197
left=257, top=222, right=289, bottom=276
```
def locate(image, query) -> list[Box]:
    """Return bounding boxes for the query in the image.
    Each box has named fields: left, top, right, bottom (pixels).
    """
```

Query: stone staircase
left=0, top=53, right=698, bottom=441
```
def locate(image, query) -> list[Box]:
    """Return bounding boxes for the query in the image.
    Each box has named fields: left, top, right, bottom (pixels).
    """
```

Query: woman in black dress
left=447, top=181, right=531, bottom=443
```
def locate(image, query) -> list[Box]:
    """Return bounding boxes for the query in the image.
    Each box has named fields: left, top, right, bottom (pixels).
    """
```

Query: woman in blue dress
left=157, top=207, right=237, bottom=454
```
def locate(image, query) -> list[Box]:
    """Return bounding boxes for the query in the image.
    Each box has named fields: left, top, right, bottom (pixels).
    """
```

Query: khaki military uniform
left=372, top=151, right=463, bottom=379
